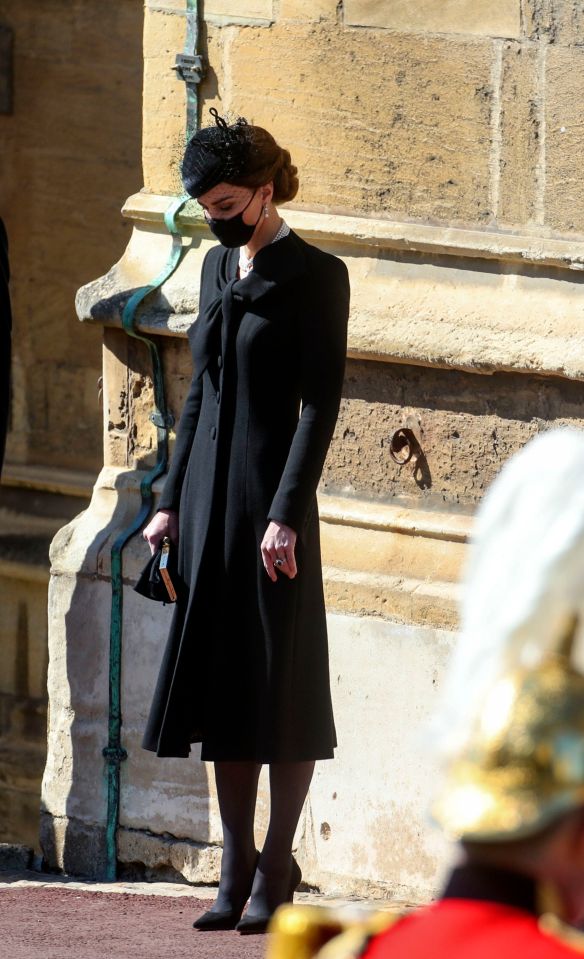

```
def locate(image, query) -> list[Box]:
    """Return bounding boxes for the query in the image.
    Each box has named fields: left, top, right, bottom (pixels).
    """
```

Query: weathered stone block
left=545, top=44, right=584, bottom=234
left=324, top=360, right=584, bottom=509
left=309, top=613, right=454, bottom=899
left=42, top=573, right=110, bottom=826
left=228, top=23, right=494, bottom=223
left=205, top=0, right=273, bottom=21
left=498, top=42, right=540, bottom=226
left=143, top=5, right=186, bottom=58
left=40, top=812, right=108, bottom=878
left=520, top=0, right=554, bottom=39
left=145, top=0, right=187, bottom=9
left=279, top=0, right=338, bottom=20
left=0, top=843, right=33, bottom=872
left=344, top=0, right=521, bottom=38
left=142, top=10, right=227, bottom=193
left=143, top=7, right=189, bottom=194
left=521, top=0, right=584, bottom=45
left=117, top=828, right=221, bottom=884
left=101, top=329, right=161, bottom=471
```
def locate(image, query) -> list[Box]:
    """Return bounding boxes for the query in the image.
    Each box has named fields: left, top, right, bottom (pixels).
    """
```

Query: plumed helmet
left=430, top=429, right=584, bottom=841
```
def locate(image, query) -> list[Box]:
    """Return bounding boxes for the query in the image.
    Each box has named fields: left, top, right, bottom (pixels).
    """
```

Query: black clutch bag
left=134, top=537, right=179, bottom=604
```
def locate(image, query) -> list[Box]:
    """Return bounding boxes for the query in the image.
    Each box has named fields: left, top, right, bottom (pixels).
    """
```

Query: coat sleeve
left=157, top=371, right=203, bottom=511
left=157, top=250, right=214, bottom=511
left=268, top=255, right=350, bottom=535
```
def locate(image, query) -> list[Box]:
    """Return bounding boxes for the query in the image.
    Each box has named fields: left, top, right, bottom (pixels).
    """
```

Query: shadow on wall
left=39, top=280, right=215, bottom=884
left=1, top=0, right=145, bottom=475
left=40, top=454, right=215, bottom=882
left=0, top=0, right=145, bottom=854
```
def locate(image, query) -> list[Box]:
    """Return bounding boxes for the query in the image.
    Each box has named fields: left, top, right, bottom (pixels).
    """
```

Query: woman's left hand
left=261, top=521, right=297, bottom=582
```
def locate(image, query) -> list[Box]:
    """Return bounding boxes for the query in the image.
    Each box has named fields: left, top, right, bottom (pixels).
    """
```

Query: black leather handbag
left=134, top=537, right=179, bottom=604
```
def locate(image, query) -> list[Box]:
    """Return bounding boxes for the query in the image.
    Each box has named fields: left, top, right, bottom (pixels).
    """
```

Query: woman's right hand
left=143, top=509, right=179, bottom=555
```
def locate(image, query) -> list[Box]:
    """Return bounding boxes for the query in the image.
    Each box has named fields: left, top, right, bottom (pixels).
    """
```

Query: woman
left=142, top=110, right=350, bottom=934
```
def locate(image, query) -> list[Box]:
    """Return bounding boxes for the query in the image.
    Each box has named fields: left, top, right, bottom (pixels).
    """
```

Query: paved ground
left=0, top=875, right=269, bottom=959
left=0, top=870, right=405, bottom=959
left=0, top=885, right=264, bottom=959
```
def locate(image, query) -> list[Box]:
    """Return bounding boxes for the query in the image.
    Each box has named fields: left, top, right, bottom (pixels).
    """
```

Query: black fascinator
left=181, top=108, right=253, bottom=198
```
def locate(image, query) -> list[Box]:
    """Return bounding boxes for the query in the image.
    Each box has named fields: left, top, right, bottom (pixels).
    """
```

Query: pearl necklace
left=238, top=220, right=290, bottom=277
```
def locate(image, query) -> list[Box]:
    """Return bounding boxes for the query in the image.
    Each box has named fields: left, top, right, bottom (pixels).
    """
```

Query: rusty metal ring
left=389, top=427, right=417, bottom=466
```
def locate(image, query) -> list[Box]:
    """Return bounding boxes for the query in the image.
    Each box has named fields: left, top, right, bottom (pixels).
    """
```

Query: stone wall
left=41, top=0, right=584, bottom=901
left=144, top=0, right=584, bottom=236
left=0, top=0, right=143, bottom=471
left=0, top=0, right=144, bottom=849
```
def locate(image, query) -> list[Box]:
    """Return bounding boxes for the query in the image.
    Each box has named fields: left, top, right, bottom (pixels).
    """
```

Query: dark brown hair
left=228, top=125, right=299, bottom=205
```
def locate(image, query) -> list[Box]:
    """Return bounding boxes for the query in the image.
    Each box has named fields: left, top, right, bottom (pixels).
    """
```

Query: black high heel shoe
left=193, top=852, right=260, bottom=931
left=236, top=857, right=302, bottom=935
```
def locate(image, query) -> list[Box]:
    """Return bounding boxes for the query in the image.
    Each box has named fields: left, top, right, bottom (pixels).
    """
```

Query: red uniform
left=362, top=865, right=584, bottom=959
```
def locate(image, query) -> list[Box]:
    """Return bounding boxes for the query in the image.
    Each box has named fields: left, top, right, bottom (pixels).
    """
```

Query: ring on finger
left=274, top=557, right=286, bottom=568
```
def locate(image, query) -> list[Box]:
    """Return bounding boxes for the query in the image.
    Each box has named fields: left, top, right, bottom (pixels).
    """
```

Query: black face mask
left=205, top=190, right=262, bottom=248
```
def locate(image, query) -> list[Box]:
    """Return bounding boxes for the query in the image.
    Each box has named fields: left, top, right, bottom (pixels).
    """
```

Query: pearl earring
left=264, top=204, right=269, bottom=218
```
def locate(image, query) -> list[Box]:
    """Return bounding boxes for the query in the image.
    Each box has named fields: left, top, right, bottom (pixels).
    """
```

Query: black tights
left=211, top=759, right=315, bottom=915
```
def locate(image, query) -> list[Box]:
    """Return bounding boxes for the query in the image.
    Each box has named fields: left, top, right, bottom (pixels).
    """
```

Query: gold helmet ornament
left=430, top=429, right=584, bottom=842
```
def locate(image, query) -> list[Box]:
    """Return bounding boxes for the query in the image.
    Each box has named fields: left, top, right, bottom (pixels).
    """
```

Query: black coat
left=142, top=230, right=350, bottom=761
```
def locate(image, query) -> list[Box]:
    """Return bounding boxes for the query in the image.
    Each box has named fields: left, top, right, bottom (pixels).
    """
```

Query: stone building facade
left=0, top=0, right=143, bottom=849
left=37, top=0, right=584, bottom=901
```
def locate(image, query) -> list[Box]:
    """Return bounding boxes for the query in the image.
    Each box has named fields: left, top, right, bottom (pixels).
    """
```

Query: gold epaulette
left=267, top=904, right=402, bottom=959
left=539, top=913, right=584, bottom=953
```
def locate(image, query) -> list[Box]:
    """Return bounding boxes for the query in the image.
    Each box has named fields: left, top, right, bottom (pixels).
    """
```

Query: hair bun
left=273, top=149, right=299, bottom=205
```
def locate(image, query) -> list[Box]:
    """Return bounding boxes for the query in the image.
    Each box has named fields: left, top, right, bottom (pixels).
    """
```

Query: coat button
left=217, top=355, right=222, bottom=368
left=210, top=426, right=217, bottom=440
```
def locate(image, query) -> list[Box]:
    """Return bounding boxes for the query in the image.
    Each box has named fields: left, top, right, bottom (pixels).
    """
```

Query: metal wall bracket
left=389, top=414, right=424, bottom=466
left=149, top=410, right=175, bottom=430
left=173, top=53, right=205, bottom=85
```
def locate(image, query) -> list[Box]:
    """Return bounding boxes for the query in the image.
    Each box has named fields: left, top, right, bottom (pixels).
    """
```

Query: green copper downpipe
left=180, top=0, right=204, bottom=139
left=103, top=0, right=204, bottom=881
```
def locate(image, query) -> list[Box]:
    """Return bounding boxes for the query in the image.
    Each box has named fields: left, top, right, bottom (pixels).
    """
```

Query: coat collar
left=230, top=230, right=307, bottom=306
left=190, top=231, right=307, bottom=379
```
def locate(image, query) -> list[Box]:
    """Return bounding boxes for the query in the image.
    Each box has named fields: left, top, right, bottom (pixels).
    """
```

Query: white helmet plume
left=432, top=428, right=584, bottom=760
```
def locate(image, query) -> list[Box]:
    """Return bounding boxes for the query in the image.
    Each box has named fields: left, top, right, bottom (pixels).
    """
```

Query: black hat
left=181, top=108, right=253, bottom=198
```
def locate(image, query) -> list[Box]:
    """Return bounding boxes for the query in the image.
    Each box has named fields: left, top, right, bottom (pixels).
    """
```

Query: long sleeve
left=268, top=255, right=350, bottom=535
left=157, top=371, right=203, bottom=511
left=157, top=250, right=218, bottom=512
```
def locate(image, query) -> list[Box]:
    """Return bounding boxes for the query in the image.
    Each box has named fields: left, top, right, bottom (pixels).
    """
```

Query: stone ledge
left=0, top=868, right=419, bottom=909
left=324, top=568, right=460, bottom=630
left=0, top=559, right=49, bottom=583
left=122, top=192, right=584, bottom=272
left=319, top=495, right=466, bottom=626
left=320, top=495, right=470, bottom=543
left=1, top=464, right=96, bottom=499
left=76, top=192, right=584, bottom=384
left=117, top=828, right=221, bottom=885
left=146, top=0, right=274, bottom=24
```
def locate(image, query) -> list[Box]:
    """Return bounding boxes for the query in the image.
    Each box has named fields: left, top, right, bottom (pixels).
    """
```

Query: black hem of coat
left=141, top=740, right=337, bottom=762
